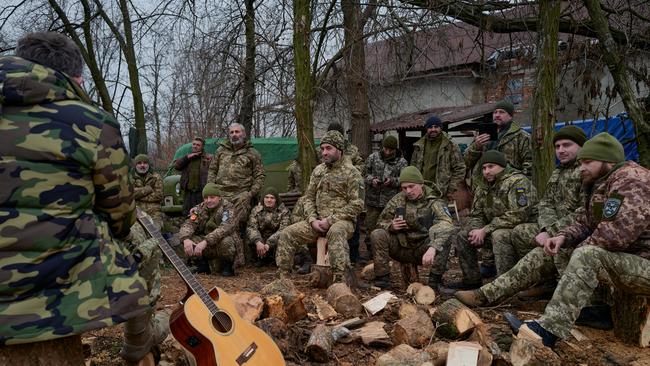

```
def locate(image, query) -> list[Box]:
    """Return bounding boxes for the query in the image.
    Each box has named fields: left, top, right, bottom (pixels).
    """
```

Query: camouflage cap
left=134, top=154, right=149, bottom=164
left=202, top=182, right=223, bottom=198
left=320, top=130, right=346, bottom=151
left=577, top=132, right=625, bottom=163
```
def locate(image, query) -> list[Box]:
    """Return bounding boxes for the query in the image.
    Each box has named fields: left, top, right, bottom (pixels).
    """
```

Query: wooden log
left=393, top=308, right=435, bottom=347
left=326, top=282, right=362, bottom=317
left=360, top=263, right=375, bottom=281
left=337, top=317, right=366, bottom=330
left=425, top=341, right=449, bottom=366
left=468, top=323, right=502, bottom=359
left=446, top=341, right=482, bottom=366
left=406, top=282, right=424, bottom=295
left=261, top=278, right=307, bottom=323
left=362, top=291, right=397, bottom=315
left=262, top=295, right=287, bottom=323
left=309, top=264, right=332, bottom=288
left=316, top=237, right=329, bottom=266
left=255, top=317, right=289, bottom=354
left=510, top=336, right=561, bottom=366
left=432, top=299, right=483, bottom=339
left=376, top=344, right=432, bottom=366
left=398, top=302, right=419, bottom=319
left=230, top=291, right=264, bottom=323
left=305, top=324, right=334, bottom=362
left=313, top=295, right=338, bottom=320
left=349, top=321, right=393, bottom=347
left=612, top=291, right=650, bottom=347
left=413, top=285, right=436, bottom=306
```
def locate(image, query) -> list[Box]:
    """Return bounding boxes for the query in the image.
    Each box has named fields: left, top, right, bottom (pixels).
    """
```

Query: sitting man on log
left=179, top=183, right=241, bottom=277
left=275, top=130, right=365, bottom=288
left=371, top=166, right=456, bottom=289
left=456, top=133, right=650, bottom=348
left=246, top=187, right=291, bottom=267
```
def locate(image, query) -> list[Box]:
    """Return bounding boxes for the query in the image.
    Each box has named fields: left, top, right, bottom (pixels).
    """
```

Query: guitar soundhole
left=212, top=310, right=233, bottom=333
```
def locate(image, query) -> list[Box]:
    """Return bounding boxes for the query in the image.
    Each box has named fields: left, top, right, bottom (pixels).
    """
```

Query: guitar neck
left=136, top=209, right=220, bottom=315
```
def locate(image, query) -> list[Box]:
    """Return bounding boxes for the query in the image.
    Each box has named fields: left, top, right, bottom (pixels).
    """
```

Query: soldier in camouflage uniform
left=371, top=167, right=455, bottom=289
left=276, top=131, right=365, bottom=287
left=456, top=133, right=650, bottom=348
left=464, top=100, right=532, bottom=188
left=455, top=150, right=537, bottom=288
left=179, top=183, right=241, bottom=276
left=0, top=33, right=149, bottom=357
left=364, top=135, right=408, bottom=254
left=132, top=154, right=164, bottom=227
left=173, top=137, right=212, bottom=215
left=120, top=211, right=170, bottom=364
left=494, top=125, right=587, bottom=273
left=246, top=187, right=291, bottom=266
left=287, top=158, right=304, bottom=194
left=410, top=116, right=466, bottom=199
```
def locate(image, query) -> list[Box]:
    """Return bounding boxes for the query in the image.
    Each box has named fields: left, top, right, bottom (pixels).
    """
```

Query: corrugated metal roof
left=370, top=102, right=496, bottom=132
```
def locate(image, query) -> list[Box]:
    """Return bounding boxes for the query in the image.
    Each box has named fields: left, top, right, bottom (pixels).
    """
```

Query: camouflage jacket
left=174, top=152, right=212, bottom=192
left=537, top=160, right=585, bottom=236
left=465, top=122, right=532, bottom=186
left=124, top=212, right=162, bottom=306
left=179, top=200, right=238, bottom=247
left=558, top=161, right=650, bottom=259
left=304, top=157, right=364, bottom=225
left=364, top=150, right=408, bottom=208
left=468, top=166, right=537, bottom=234
left=246, top=203, right=291, bottom=248
left=411, top=132, right=466, bottom=196
left=207, top=140, right=265, bottom=198
left=287, top=160, right=304, bottom=194
left=131, top=170, right=163, bottom=218
left=377, top=186, right=455, bottom=250
left=345, top=142, right=365, bottom=175
left=0, top=56, right=148, bottom=345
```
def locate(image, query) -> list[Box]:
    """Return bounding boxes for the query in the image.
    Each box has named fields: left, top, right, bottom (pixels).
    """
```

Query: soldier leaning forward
left=246, top=187, right=291, bottom=267
left=455, top=150, right=537, bottom=288
left=371, top=166, right=456, bottom=290
left=132, top=154, right=164, bottom=227
left=178, top=183, right=242, bottom=276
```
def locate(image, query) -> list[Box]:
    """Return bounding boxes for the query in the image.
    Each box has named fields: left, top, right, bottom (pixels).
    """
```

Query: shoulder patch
left=515, top=187, right=528, bottom=207
left=222, top=211, right=230, bottom=223
left=444, top=206, right=452, bottom=218
left=603, top=196, right=623, bottom=219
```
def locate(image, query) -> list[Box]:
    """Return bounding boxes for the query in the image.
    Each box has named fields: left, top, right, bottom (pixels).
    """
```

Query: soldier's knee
left=370, top=228, right=389, bottom=243
left=570, top=245, right=606, bottom=264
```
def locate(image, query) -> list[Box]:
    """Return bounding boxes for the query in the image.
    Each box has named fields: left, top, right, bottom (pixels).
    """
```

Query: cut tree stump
left=313, top=295, right=338, bottom=320
left=231, top=292, right=264, bottom=323
left=612, top=291, right=650, bottom=347
left=326, top=282, right=362, bottom=317
left=261, top=278, right=307, bottom=323
left=407, top=282, right=436, bottom=305
left=305, top=324, right=334, bottom=362
left=309, top=264, right=332, bottom=288
left=376, top=344, right=431, bottom=366
left=432, top=299, right=483, bottom=339
left=262, top=295, right=287, bottom=323
left=349, top=321, right=392, bottom=347
left=393, top=308, right=435, bottom=347
left=398, top=302, right=419, bottom=319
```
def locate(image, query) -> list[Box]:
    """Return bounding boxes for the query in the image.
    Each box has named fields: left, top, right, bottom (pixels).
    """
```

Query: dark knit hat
left=327, top=122, right=345, bottom=135
left=382, top=135, right=398, bottom=149
left=202, top=183, right=222, bottom=198
left=424, top=115, right=443, bottom=129
left=479, top=150, right=507, bottom=167
left=577, top=132, right=625, bottom=163
left=399, top=166, right=424, bottom=184
left=134, top=154, right=149, bottom=164
left=262, top=186, right=279, bottom=201
left=553, top=125, right=587, bottom=146
left=494, top=100, right=515, bottom=116
left=320, top=130, right=346, bottom=151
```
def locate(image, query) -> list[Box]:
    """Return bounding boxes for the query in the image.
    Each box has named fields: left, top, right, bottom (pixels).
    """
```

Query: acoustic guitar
left=136, top=209, right=286, bottom=366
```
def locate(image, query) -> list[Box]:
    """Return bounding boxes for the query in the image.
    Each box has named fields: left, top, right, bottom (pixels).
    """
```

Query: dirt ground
left=82, top=250, right=650, bottom=366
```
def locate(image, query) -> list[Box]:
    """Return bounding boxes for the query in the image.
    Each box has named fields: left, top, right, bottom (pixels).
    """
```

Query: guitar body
left=170, top=286, right=285, bottom=366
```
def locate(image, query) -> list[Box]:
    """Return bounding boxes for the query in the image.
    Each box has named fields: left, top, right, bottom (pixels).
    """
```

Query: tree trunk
left=530, top=0, right=560, bottom=195
left=239, top=0, right=256, bottom=135
left=293, top=0, right=317, bottom=188
left=342, top=0, right=371, bottom=157
left=582, top=0, right=650, bottom=168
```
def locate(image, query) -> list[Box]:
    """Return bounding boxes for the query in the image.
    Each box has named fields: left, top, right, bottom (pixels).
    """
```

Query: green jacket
left=0, top=56, right=148, bottom=345
left=537, top=160, right=584, bottom=236
left=468, top=166, right=537, bottom=234
left=410, top=132, right=466, bottom=196
left=207, top=140, right=265, bottom=198
left=178, top=200, right=238, bottom=247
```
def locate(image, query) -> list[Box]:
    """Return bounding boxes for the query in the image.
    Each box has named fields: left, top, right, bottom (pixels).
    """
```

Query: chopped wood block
left=350, top=321, right=392, bottom=347
left=309, top=264, right=332, bottom=288
left=399, top=303, right=419, bottom=319
left=612, top=292, right=650, bottom=347
left=425, top=341, right=449, bottom=366
left=337, top=317, right=366, bottom=330
left=407, top=282, right=424, bottom=295
left=362, top=291, right=397, bottom=315
left=230, top=291, right=264, bottom=322
left=261, top=278, right=307, bottom=323
left=377, top=343, right=431, bottom=366
left=414, top=285, right=436, bottom=305
left=432, top=299, right=483, bottom=339
left=569, top=328, right=588, bottom=342
left=510, top=337, right=561, bottom=366
left=446, top=341, right=482, bottom=366
left=316, top=237, right=329, bottom=266
left=394, top=309, right=435, bottom=347
left=468, top=323, right=502, bottom=358
left=262, top=295, right=287, bottom=323
left=305, top=324, right=333, bottom=362
left=361, top=263, right=375, bottom=281
left=327, top=282, right=362, bottom=317
left=313, top=295, right=338, bottom=320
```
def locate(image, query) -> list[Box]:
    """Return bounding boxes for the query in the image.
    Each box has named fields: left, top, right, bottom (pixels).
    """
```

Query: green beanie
left=494, top=99, right=515, bottom=116
left=399, top=166, right=424, bottom=184
left=262, top=186, right=279, bottom=201
left=553, top=125, right=587, bottom=146
left=479, top=150, right=507, bottom=167
left=382, top=135, right=398, bottom=149
left=134, top=154, right=149, bottom=164
left=202, top=183, right=222, bottom=198
left=577, top=132, right=625, bottom=163
left=320, top=130, right=346, bottom=151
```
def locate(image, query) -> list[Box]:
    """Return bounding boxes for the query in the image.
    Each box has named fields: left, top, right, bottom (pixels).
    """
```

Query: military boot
left=221, top=261, right=235, bottom=277
left=374, top=274, right=390, bottom=289
left=296, top=249, right=313, bottom=275
left=345, top=267, right=370, bottom=290
left=454, top=289, right=488, bottom=307
left=427, top=273, right=443, bottom=292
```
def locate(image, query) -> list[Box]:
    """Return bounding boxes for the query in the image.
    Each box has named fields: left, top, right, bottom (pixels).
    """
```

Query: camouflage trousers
left=121, top=310, right=170, bottom=363
left=139, top=202, right=163, bottom=229
left=456, top=226, right=512, bottom=283
left=276, top=220, right=354, bottom=273
left=370, top=229, right=430, bottom=278
left=538, top=246, right=650, bottom=339
left=493, top=223, right=539, bottom=275
left=364, top=206, right=383, bottom=245
left=187, top=234, right=239, bottom=265
left=481, top=246, right=572, bottom=304
left=229, top=194, right=254, bottom=265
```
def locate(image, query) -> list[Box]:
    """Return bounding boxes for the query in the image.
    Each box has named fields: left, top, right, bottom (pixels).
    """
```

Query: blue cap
left=425, top=116, right=443, bottom=129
